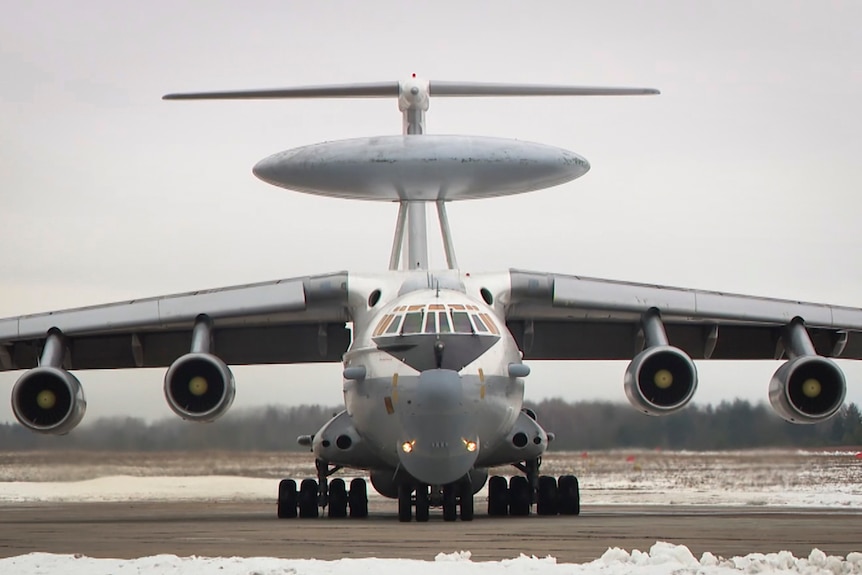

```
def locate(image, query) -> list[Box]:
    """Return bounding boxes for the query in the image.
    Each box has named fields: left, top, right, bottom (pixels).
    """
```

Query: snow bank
left=2, top=543, right=862, bottom=575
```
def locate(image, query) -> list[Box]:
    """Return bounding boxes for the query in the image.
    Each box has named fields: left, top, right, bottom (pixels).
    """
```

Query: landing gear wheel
left=536, top=475, right=558, bottom=516
left=509, top=476, right=531, bottom=516
left=487, top=475, right=508, bottom=516
left=299, top=478, right=319, bottom=518
left=415, top=484, right=430, bottom=522
left=348, top=478, right=368, bottom=518
left=459, top=481, right=474, bottom=521
left=558, top=475, right=580, bottom=516
left=442, top=483, right=457, bottom=522
left=398, top=483, right=413, bottom=522
left=328, top=478, right=348, bottom=518
left=277, top=479, right=297, bottom=519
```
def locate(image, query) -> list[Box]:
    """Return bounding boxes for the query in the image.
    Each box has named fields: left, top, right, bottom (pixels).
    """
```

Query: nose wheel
left=397, top=478, right=474, bottom=522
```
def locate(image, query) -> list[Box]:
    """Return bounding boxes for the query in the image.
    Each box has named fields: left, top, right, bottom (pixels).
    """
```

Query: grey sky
left=2, top=1, right=861, bottom=424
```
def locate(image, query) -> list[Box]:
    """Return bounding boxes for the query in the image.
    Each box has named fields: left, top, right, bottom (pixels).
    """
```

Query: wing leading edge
left=0, top=272, right=350, bottom=371
left=505, top=269, right=862, bottom=361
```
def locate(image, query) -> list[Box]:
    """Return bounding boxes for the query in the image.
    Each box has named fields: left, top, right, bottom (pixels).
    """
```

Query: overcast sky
left=2, top=1, right=862, bottom=425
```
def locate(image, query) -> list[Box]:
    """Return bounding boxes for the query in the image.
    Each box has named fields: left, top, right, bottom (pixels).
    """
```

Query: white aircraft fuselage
left=309, top=270, right=542, bottom=494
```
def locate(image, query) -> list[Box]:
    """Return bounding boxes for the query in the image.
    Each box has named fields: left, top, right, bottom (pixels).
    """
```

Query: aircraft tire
left=398, top=483, right=413, bottom=522
left=415, top=485, right=430, bottom=522
left=459, top=481, right=474, bottom=521
left=442, top=483, right=457, bottom=522
left=328, top=478, right=348, bottom=518
left=558, top=475, right=580, bottom=516
left=509, top=476, right=531, bottom=516
left=487, top=475, right=508, bottom=516
left=536, top=475, right=558, bottom=516
left=277, top=479, right=297, bottom=519
left=299, top=478, right=319, bottom=518
left=348, top=478, right=368, bottom=518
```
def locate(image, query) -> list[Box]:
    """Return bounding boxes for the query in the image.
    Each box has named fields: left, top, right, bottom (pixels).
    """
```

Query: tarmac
left=1, top=501, right=859, bottom=562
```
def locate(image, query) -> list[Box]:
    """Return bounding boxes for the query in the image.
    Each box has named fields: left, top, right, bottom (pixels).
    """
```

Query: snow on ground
left=2, top=543, right=862, bottom=575
left=2, top=449, right=860, bottom=507
left=1, top=452, right=860, bottom=573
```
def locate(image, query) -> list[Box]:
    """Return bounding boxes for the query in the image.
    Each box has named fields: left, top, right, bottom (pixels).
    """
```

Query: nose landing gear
left=397, top=477, right=474, bottom=522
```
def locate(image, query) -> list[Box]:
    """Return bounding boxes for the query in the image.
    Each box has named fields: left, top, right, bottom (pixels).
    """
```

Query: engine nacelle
left=164, top=352, right=235, bottom=422
left=624, top=345, right=698, bottom=415
left=768, top=356, right=846, bottom=423
left=11, top=367, right=87, bottom=435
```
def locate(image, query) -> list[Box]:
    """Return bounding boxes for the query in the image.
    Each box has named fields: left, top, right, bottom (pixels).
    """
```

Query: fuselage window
left=451, top=311, right=473, bottom=333
left=385, top=315, right=403, bottom=334
left=401, top=312, right=424, bottom=334
left=423, top=312, right=436, bottom=333
left=472, top=314, right=489, bottom=332
left=438, top=312, right=452, bottom=333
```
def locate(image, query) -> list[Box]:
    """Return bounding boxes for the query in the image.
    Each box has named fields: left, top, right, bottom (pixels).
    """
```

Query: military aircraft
left=2, top=77, right=857, bottom=522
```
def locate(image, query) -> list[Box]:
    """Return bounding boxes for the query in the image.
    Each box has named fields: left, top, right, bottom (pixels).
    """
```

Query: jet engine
left=768, top=318, right=847, bottom=424
left=769, top=356, right=845, bottom=424
left=164, top=352, right=235, bottom=422
left=624, top=309, right=698, bottom=416
left=11, top=366, right=87, bottom=435
left=624, top=345, right=698, bottom=415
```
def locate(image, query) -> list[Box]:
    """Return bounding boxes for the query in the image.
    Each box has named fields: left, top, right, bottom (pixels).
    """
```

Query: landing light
left=401, top=440, right=415, bottom=453
left=463, top=439, right=477, bottom=452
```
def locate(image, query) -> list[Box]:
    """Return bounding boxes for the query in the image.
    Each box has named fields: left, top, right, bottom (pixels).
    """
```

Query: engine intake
left=768, top=356, right=845, bottom=423
left=12, top=366, right=87, bottom=435
left=164, top=352, right=235, bottom=422
left=624, top=346, right=698, bottom=415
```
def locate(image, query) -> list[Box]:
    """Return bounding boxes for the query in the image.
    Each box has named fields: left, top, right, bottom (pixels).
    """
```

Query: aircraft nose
left=396, top=369, right=479, bottom=485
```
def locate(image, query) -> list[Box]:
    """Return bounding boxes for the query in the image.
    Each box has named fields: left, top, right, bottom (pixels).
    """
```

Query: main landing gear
left=277, top=459, right=368, bottom=519
left=487, top=456, right=580, bottom=517
left=397, top=479, right=474, bottom=522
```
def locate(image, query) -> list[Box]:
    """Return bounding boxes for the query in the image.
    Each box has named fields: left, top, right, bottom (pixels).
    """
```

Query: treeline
left=0, top=400, right=860, bottom=452
left=526, top=399, right=862, bottom=450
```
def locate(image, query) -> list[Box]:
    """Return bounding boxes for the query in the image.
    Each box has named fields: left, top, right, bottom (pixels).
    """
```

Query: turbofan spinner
left=768, top=320, right=846, bottom=423
left=164, top=316, right=235, bottom=422
left=11, top=329, right=86, bottom=435
left=624, top=310, right=698, bottom=415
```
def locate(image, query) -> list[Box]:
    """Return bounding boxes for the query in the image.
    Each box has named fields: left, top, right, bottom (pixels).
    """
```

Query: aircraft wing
left=0, top=272, right=350, bottom=371
left=505, top=269, right=862, bottom=361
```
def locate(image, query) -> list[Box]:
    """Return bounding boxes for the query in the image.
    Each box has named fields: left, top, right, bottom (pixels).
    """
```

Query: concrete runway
left=1, top=501, right=859, bottom=562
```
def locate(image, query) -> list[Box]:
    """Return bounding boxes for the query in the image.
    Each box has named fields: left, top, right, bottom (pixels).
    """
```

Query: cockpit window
left=472, top=314, right=489, bottom=332
left=438, top=312, right=451, bottom=333
left=423, top=312, right=436, bottom=333
left=451, top=311, right=473, bottom=333
left=401, top=312, right=424, bottom=334
left=479, top=313, right=499, bottom=335
left=385, top=315, right=403, bottom=334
